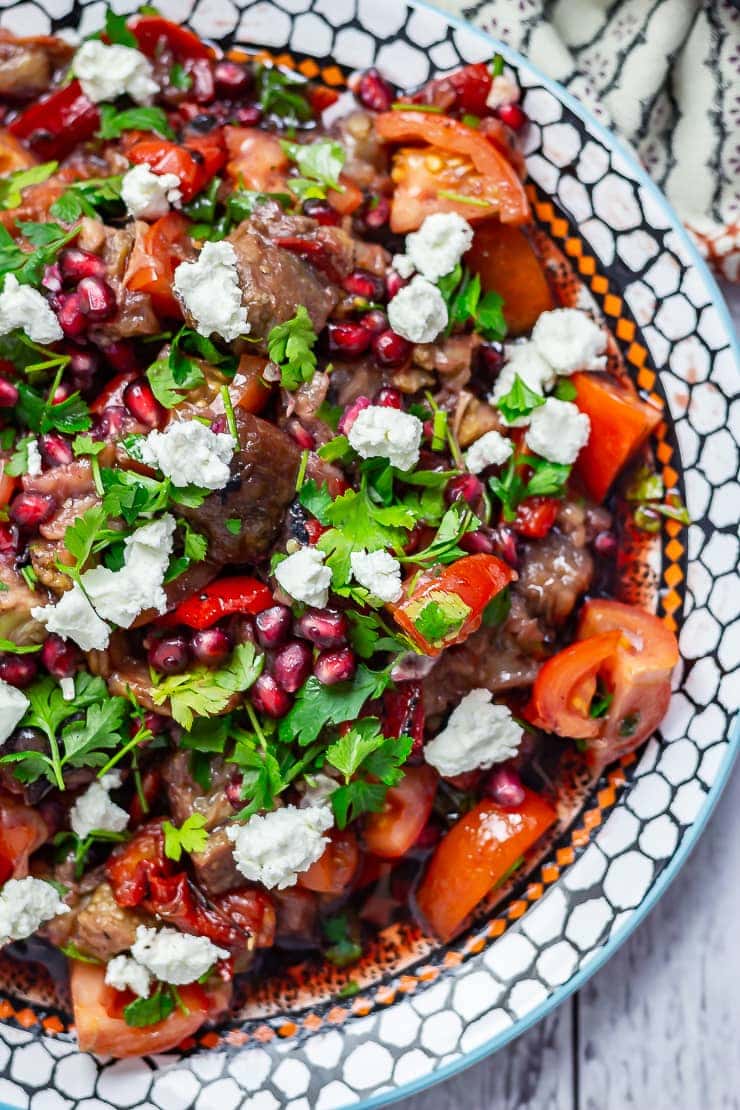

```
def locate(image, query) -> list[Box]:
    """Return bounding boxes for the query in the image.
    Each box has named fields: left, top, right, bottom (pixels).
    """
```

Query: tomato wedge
left=125, top=212, right=192, bottom=317
left=71, top=961, right=230, bottom=1057
left=527, top=630, right=624, bottom=740
left=224, top=127, right=289, bottom=192
left=363, top=765, right=438, bottom=859
left=128, top=15, right=212, bottom=60
left=571, top=372, right=662, bottom=502
left=299, top=828, right=359, bottom=894
left=389, top=553, right=514, bottom=656
left=466, top=221, right=553, bottom=336
left=127, top=134, right=225, bottom=204
left=159, top=576, right=273, bottom=630
left=416, top=789, right=557, bottom=940
left=375, top=111, right=529, bottom=232
left=8, top=80, right=99, bottom=160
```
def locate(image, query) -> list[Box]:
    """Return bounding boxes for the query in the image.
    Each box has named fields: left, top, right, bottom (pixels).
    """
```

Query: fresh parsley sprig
left=151, top=642, right=264, bottom=729
left=0, top=162, right=57, bottom=211
left=162, top=813, right=209, bottom=861
left=495, top=373, right=545, bottom=425
left=98, top=105, right=174, bottom=141
left=256, top=65, right=312, bottom=124
left=50, top=176, right=124, bottom=224
left=278, top=664, right=391, bottom=746
left=489, top=451, right=571, bottom=521
left=280, top=138, right=346, bottom=200
left=325, top=717, right=413, bottom=828
left=267, top=306, right=318, bottom=391
left=438, top=265, right=506, bottom=340
left=0, top=221, right=79, bottom=286
left=146, top=326, right=237, bottom=409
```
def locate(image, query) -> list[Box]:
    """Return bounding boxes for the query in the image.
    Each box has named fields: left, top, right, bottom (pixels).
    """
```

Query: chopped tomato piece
left=70, top=961, right=230, bottom=1057
left=128, top=15, right=212, bottom=59
left=327, top=177, right=364, bottom=215
left=381, top=682, right=425, bottom=756
left=125, top=212, right=192, bottom=317
left=363, top=765, right=438, bottom=859
left=0, top=795, right=48, bottom=879
left=299, top=829, right=359, bottom=894
left=375, top=111, right=529, bottom=232
left=513, top=496, right=560, bottom=539
left=159, top=576, right=273, bottom=630
left=466, top=221, right=553, bottom=335
left=211, top=887, right=276, bottom=948
left=527, top=630, right=624, bottom=740
left=224, top=127, right=289, bottom=192
left=106, top=820, right=173, bottom=907
left=127, top=136, right=225, bottom=204
left=230, top=354, right=272, bottom=414
left=571, top=372, right=662, bottom=502
left=389, top=553, right=514, bottom=656
left=8, top=81, right=99, bottom=161
left=0, top=467, right=18, bottom=508
left=416, top=789, right=557, bottom=940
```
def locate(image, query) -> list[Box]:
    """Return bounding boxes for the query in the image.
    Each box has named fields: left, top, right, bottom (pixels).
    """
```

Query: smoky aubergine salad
left=0, top=12, right=686, bottom=1057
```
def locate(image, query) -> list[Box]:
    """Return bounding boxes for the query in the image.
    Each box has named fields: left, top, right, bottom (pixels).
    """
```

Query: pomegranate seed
left=235, top=105, right=262, bottom=126
left=56, top=293, right=87, bottom=338
left=302, top=198, right=340, bottom=226
left=143, top=711, right=168, bottom=735
left=375, top=386, right=402, bottom=409
left=214, top=61, right=251, bottom=97
left=314, top=647, right=356, bottom=686
left=102, top=340, right=138, bottom=373
left=385, top=271, right=407, bottom=299
left=304, top=518, right=327, bottom=544
left=96, top=405, right=126, bottom=440
left=273, top=640, right=313, bottom=693
left=404, top=522, right=425, bottom=555
left=373, top=329, right=412, bottom=368
left=460, top=529, right=495, bottom=554
left=41, top=634, right=81, bottom=678
left=495, top=102, right=528, bottom=131
left=78, top=276, right=116, bottom=322
left=255, top=605, right=292, bottom=649
left=39, top=433, right=73, bottom=469
left=362, top=194, right=390, bottom=230
left=227, top=614, right=255, bottom=645
left=491, top=526, right=518, bottom=568
left=52, top=382, right=71, bottom=404
left=42, top=262, right=62, bottom=293
left=594, top=530, right=618, bottom=557
left=124, top=380, right=165, bottom=428
left=484, top=766, right=526, bottom=809
left=0, top=524, right=17, bottom=554
left=59, top=247, right=106, bottom=282
left=210, top=414, right=228, bottom=435
left=359, top=310, right=388, bottom=337
left=0, top=377, right=18, bottom=407
left=68, top=347, right=99, bottom=389
left=343, top=269, right=385, bottom=302
left=148, top=636, right=191, bottom=675
left=357, top=68, right=394, bottom=112
left=297, top=608, right=348, bottom=649
left=287, top=420, right=315, bottom=450
left=326, top=321, right=372, bottom=358
left=338, top=395, right=371, bottom=435
left=0, top=654, right=37, bottom=689
left=251, top=673, right=292, bottom=718
left=191, top=627, right=231, bottom=667
left=476, top=343, right=504, bottom=379
left=10, top=492, right=55, bottom=528
left=445, top=474, right=483, bottom=506
left=225, top=776, right=243, bottom=807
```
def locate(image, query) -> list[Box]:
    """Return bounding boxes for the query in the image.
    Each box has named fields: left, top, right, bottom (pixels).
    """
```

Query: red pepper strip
left=160, top=575, right=273, bottom=630
left=128, top=15, right=213, bottom=60
left=382, top=682, right=425, bottom=757
left=8, top=80, right=100, bottom=161
left=512, top=496, right=560, bottom=539
left=275, top=236, right=344, bottom=282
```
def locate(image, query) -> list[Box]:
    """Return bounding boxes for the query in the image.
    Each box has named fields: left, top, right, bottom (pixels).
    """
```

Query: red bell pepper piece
left=8, top=80, right=100, bottom=161
left=382, top=682, right=425, bottom=756
left=127, top=131, right=226, bottom=203
left=512, top=495, right=560, bottom=539
left=128, top=15, right=212, bottom=60
left=160, top=576, right=273, bottom=630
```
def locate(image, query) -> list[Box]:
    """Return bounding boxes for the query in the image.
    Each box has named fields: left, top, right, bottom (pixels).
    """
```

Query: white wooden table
left=410, top=283, right=740, bottom=1110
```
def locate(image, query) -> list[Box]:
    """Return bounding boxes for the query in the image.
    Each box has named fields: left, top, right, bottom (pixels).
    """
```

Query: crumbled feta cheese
left=173, top=241, right=249, bottom=342
left=82, top=515, right=175, bottom=628
left=347, top=405, right=423, bottom=471
left=73, top=40, right=158, bottom=105
left=525, top=397, right=591, bottom=465
left=404, top=212, right=474, bottom=282
left=424, top=689, right=523, bottom=777
left=121, top=163, right=182, bottom=220
left=486, top=74, right=520, bottom=110
left=0, top=275, right=63, bottom=345
left=0, top=680, right=29, bottom=745
left=0, top=877, right=68, bottom=945
left=32, top=583, right=111, bottom=652
left=464, top=430, right=513, bottom=474
left=391, top=253, right=416, bottom=279
left=275, top=546, right=332, bottom=609
left=59, top=677, right=76, bottom=702
left=531, top=308, right=607, bottom=375
left=70, top=770, right=128, bottom=840
left=490, top=341, right=557, bottom=425
left=227, top=804, right=333, bottom=890
left=350, top=549, right=403, bottom=603
left=138, top=421, right=234, bottom=490
left=105, top=954, right=151, bottom=998
left=387, top=275, right=448, bottom=344
left=25, top=440, right=42, bottom=477
left=131, top=925, right=229, bottom=985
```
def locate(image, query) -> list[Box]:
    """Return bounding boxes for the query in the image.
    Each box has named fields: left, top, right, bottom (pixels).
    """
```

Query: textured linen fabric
left=434, top=0, right=739, bottom=280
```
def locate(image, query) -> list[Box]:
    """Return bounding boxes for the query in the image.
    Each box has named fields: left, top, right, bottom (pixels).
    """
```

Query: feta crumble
left=387, top=275, right=448, bottom=344
left=0, top=877, right=68, bottom=945
left=424, top=689, right=523, bottom=777
left=32, top=583, right=112, bottom=652
left=347, top=405, right=423, bottom=472
left=0, top=680, right=29, bottom=745
left=25, top=440, right=42, bottom=477
left=73, top=40, right=158, bottom=105
left=275, top=546, right=332, bottom=609
left=105, top=954, right=151, bottom=998
left=402, top=212, right=474, bottom=282
left=490, top=341, right=557, bottom=426
left=465, top=430, right=513, bottom=474
left=486, top=74, right=520, bottom=110
left=131, top=925, right=229, bottom=985
left=531, top=308, right=607, bottom=375
left=0, top=274, right=63, bottom=345
left=350, top=549, right=403, bottom=603
left=121, top=163, right=182, bottom=220
left=391, top=253, right=416, bottom=279
left=173, top=240, right=249, bottom=342
left=70, top=771, right=128, bottom=840
left=82, top=515, right=175, bottom=629
left=525, top=397, right=591, bottom=465
left=138, top=421, right=234, bottom=490
left=227, top=804, right=333, bottom=890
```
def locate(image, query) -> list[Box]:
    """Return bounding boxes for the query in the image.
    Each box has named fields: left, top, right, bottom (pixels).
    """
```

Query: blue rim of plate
left=0, top=3, right=737, bottom=1107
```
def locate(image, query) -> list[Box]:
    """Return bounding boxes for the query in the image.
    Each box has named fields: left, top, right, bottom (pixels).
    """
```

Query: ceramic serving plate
left=0, top=1, right=737, bottom=1107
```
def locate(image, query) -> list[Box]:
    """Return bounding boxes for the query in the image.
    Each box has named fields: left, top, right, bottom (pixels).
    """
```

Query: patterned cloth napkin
left=434, top=0, right=739, bottom=280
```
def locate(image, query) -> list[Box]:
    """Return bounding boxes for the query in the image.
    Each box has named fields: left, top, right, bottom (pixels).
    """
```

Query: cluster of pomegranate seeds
left=52, top=248, right=116, bottom=337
